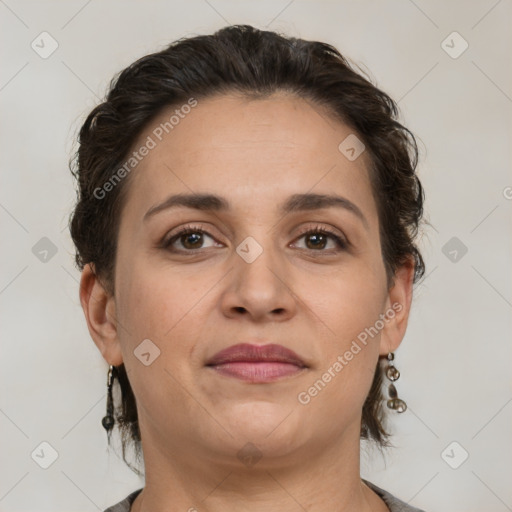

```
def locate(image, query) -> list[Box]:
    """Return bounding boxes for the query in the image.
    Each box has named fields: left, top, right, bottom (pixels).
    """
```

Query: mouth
left=205, top=343, right=308, bottom=383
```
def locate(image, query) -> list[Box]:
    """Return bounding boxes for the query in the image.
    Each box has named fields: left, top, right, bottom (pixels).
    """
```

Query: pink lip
left=206, top=343, right=308, bottom=383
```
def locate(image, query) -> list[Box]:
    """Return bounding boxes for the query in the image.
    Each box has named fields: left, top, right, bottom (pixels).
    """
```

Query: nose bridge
left=235, top=230, right=283, bottom=292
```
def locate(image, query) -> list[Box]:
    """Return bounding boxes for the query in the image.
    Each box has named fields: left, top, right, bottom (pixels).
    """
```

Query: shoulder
left=362, top=479, right=428, bottom=512
left=103, top=488, right=143, bottom=512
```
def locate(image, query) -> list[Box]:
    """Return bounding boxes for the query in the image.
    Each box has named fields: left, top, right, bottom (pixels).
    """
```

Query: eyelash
left=161, top=223, right=349, bottom=253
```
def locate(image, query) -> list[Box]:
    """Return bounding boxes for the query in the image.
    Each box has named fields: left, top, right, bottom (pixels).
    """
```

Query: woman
left=69, top=24, right=427, bottom=512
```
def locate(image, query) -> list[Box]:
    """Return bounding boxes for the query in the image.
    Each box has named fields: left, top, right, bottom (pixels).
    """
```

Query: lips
left=206, top=343, right=308, bottom=383
left=206, top=343, right=307, bottom=367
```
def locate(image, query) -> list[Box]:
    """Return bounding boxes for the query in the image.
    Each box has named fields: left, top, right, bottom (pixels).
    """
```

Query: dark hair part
left=69, top=24, right=426, bottom=473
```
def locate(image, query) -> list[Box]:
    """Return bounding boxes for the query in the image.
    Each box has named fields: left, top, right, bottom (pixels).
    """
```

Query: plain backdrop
left=1, top=1, right=511, bottom=511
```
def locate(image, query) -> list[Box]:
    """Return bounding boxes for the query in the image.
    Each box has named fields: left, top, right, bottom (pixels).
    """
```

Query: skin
left=80, top=92, right=414, bottom=512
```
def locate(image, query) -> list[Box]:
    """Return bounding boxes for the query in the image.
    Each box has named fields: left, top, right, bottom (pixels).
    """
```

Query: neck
left=130, top=419, right=389, bottom=512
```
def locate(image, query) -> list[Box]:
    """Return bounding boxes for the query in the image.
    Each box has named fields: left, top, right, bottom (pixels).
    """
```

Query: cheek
left=113, top=260, right=199, bottom=417
left=114, top=255, right=215, bottom=372
left=115, top=253, right=182, bottom=338
left=301, top=262, right=385, bottom=402
left=305, top=259, right=386, bottom=339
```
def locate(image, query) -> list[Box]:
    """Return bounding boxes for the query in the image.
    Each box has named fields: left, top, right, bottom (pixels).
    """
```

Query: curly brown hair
left=68, top=24, right=426, bottom=475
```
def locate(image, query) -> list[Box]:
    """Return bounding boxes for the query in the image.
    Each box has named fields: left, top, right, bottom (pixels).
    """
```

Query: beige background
left=1, top=0, right=511, bottom=510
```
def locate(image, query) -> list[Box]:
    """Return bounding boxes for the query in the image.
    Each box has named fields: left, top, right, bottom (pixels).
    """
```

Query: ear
left=379, top=257, right=415, bottom=357
left=79, top=263, right=124, bottom=366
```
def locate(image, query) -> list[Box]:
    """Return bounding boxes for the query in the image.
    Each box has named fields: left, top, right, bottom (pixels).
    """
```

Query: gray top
left=103, top=479, right=426, bottom=511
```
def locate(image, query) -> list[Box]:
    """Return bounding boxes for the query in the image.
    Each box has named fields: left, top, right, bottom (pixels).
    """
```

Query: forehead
left=122, top=92, right=377, bottom=223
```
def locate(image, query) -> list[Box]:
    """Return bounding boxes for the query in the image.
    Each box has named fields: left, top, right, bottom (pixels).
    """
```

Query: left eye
left=292, top=228, right=347, bottom=251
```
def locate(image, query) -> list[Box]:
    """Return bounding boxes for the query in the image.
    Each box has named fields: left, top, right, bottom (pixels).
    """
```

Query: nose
left=219, top=241, right=297, bottom=323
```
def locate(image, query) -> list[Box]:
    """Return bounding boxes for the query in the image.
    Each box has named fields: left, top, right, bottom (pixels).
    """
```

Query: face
left=84, top=92, right=413, bottom=467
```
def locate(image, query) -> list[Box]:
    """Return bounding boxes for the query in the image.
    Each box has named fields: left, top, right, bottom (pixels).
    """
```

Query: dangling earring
left=385, top=352, right=407, bottom=413
left=101, top=365, right=117, bottom=431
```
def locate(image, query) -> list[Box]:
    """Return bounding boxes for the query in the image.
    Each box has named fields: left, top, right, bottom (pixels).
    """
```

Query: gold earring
left=385, top=352, right=407, bottom=413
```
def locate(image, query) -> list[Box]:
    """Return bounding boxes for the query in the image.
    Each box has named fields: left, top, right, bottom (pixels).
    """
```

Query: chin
left=225, top=401, right=302, bottom=443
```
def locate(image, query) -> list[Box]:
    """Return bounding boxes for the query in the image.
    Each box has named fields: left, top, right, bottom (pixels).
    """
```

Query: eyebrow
left=143, top=192, right=369, bottom=230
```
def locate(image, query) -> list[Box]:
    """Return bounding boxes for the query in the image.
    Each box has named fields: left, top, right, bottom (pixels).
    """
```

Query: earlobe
left=379, top=258, right=415, bottom=356
left=79, top=264, right=124, bottom=366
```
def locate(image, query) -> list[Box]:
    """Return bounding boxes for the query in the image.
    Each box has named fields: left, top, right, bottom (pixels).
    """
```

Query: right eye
left=161, top=225, right=223, bottom=252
